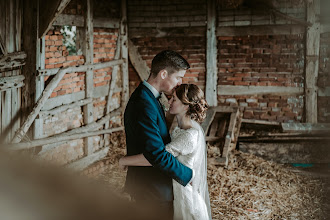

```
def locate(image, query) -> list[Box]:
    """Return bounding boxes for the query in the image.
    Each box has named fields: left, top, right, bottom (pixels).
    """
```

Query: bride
left=119, top=84, right=212, bottom=220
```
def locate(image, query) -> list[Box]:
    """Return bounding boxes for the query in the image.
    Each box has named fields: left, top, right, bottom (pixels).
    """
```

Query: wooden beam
left=0, top=75, right=25, bottom=91
left=39, top=98, right=92, bottom=118
left=37, top=59, right=124, bottom=76
left=217, top=25, right=305, bottom=36
left=8, top=108, right=121, bottom=149
left=128, top=39, right=150, bottom=81
left=41, top=85, right=122, bottom=111
left=103, top=36, right=121, bottom=147
left=121, top=0, right=129, bottom=108
left=129, top=27, right=206, bottom=39
left=64, top=108, right=122, bottom=136
left=305, top=0, right=320, bottom=123
left=11, top=66, right=70, bottom=143
left=201, top=108, right=216, bottom=134
left=7, top=127, right=124, bottom=151
left=22, top=0, right=38, bottom=142
left=34, top=36, right=46, bottom=140
left=82, top=0, right=94, bottom=156
left=218, top=85, right=304, bottom=96
left=39, top=0, right=72, bottom=38
left=206, top=0, right=217, bottom=107
left=53, top=14, right=120, bottom=28
left=0, top=34, right=7, bottom=55
left=241, top=118, right=280, bottom=126
left=66, top=146, right=109, bottom=171
left=282, top=123, right=330, bottom=134
left=0, top=51, right=27, bottom=71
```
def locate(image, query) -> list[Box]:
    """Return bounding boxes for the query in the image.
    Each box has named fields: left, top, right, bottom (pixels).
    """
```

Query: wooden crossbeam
left=128, top=39, right=150, bottom=81
left=0, top=75, right=25, bottom=91
left=53, top=14, right=120, bottom=28
left=0, top=34, right=7, bottom=55
left=282, top=123, right=330, bottom=134
left=67, top=146, right=110, bottom=171
left=38, top=98, right=92, bottom=118
left=7, top=127, right=124, bottom=151
left=0, top=51, right=27, bottom=71
left=39, top=0, right=72, bottom=38
left=11, top=67, right=70, bottom=143
left=37, top=59, right=124, bottom=76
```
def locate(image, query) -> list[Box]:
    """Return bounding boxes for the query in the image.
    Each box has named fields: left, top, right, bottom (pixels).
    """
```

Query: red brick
left=54, top=40, right=62, bottom=46
left=45, top=64, right=55, bottom=69
left=50, top=35, right=58, bottom=41
left=243, top=110, right=254, bottom=119
left=50, top=92, right=57, bottom=98
left=234, top=81, right=250, bottom=86
left=227, top=77, right=242, bottom=81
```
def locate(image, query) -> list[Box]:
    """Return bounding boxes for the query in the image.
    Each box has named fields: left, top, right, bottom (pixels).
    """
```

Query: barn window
left=60, top=26, right=77, bottom=55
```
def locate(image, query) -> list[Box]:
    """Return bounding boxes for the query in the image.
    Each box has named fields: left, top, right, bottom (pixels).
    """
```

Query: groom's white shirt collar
left=143, top=80, right=161, bottom=99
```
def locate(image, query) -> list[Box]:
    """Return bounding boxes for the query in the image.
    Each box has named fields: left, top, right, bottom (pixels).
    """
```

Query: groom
left=124, top=50, right=193, bottom=219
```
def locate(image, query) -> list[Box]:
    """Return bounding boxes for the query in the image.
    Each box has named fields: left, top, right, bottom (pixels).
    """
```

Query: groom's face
left=162, top=69, right=186, bottom=95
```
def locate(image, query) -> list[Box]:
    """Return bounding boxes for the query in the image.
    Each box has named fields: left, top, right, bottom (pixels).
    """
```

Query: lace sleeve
left=165, top=128, right=198, bottom=157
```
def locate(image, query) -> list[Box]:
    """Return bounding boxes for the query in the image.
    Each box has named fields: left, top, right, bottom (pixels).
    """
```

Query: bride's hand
left=118, top=158, right=127, bottom=171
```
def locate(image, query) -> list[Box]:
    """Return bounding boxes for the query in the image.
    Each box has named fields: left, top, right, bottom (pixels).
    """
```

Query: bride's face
left=168, top=92, right=188, bottom=115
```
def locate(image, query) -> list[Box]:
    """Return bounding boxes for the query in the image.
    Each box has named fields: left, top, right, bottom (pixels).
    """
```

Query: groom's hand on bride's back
left=118, top=158, right=128, bottom=171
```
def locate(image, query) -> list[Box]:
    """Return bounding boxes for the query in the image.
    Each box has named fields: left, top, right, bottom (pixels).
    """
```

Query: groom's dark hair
left=150, top=50, right=190, bottom=77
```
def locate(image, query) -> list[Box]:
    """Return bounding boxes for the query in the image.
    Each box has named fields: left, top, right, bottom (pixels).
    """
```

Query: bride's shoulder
left=174, top=126, right=199, bottom=138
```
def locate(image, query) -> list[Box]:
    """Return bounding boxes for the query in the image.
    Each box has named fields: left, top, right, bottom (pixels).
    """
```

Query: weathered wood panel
left=0, top=0, right=23, bottom=143
left=305, top=0, right=320, bottom=123
left=206, top=0, right=218, bottom=107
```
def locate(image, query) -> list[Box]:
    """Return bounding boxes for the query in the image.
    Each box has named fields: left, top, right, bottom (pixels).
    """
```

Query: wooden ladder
left=201, top=106, right=242, bottom=167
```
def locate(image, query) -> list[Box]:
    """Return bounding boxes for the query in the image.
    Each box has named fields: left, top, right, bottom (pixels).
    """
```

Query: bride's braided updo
left=175, top=84, right=209, bottom=123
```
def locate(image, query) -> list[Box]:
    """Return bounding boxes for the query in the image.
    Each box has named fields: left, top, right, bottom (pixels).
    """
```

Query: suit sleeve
left=133, top=100, right=193, bottom=186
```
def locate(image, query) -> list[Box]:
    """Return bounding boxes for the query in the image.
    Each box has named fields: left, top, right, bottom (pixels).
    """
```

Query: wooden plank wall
left=0, top=0, right=22, bottom=143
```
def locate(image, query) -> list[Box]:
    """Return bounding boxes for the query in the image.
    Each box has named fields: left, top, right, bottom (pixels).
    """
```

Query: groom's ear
left=160, top=70, right=168, bottom=79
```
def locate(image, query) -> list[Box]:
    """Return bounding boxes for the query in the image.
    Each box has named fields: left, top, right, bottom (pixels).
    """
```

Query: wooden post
left=305, top=0, right=320, bottom=123
left=34, top=36, right=46, bottom=140
left=206, top=0, right=218, bottom=107
left=103, top=36, right=121, bottom=147
left=22, top=0, right=38, bottom=141
left=121, top=0, right=129, bottom=109
left=82, top=0, right=94, bottom=155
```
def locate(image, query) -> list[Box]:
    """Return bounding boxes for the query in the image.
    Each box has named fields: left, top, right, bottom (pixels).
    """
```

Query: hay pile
left=99, top=132, right=326, bottom=219
left=207, top=145, right=326, bottom=219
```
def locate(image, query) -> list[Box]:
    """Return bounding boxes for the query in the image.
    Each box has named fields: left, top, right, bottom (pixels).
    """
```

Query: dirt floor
left=98, top=131, right=330, bottom=219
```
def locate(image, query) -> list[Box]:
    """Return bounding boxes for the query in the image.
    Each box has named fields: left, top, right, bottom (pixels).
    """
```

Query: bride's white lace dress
left=165, top=121, right=212, bottom=220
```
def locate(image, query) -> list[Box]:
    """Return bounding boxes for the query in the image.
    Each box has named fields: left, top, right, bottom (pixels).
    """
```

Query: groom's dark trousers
left=124, top=83, right=193, bottom=219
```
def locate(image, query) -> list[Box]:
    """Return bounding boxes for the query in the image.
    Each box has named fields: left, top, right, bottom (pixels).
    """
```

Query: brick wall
left=217, top=35, right=304, bottom=122
left=42, top=26, right=121, bottom=165
left=127, top=0, right=206, bottom=94
left=129, top=37, right=206, bottom=93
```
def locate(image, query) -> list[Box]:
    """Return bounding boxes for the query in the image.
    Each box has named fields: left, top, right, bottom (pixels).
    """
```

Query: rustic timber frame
left=3, top=0, right=130, bottom=171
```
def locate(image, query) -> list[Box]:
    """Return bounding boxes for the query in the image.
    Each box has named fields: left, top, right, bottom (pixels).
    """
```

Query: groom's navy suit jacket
left=124, top=83, right=193, bottom=201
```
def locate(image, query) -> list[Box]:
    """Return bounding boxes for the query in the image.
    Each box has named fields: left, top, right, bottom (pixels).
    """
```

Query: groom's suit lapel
left=140, top=83, right=166, bottom=124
